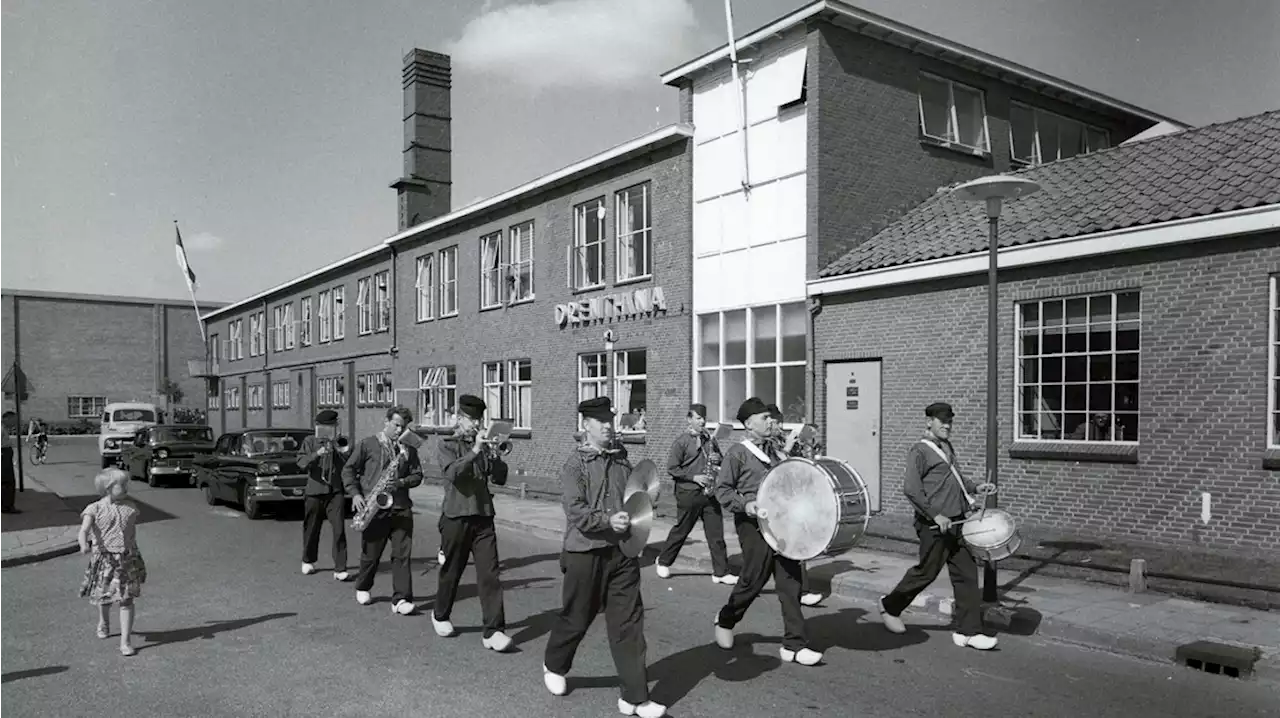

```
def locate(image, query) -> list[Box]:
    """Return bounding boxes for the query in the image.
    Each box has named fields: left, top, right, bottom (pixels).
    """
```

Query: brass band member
left=433, top=395, right=513, bottom=652
left=878, top=402, right=997, bottom=650
left=543, top=396, right=666, bottom=718
left=654, top=403, right=736, bottom=585
left=296, top=409, right=351, bottom=580
left=766, top=404, right=826, bottom=608
left=342, top=406, right=423, bottom=615
left=714, top=398, right=822, bottom=666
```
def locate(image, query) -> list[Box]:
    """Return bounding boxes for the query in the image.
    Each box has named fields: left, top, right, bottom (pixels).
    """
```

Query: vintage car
left=194, top=428, right=347, bottom=520
left=120, top=424, right=216, bottom=487
left=99, top=402, right=161, bottom=468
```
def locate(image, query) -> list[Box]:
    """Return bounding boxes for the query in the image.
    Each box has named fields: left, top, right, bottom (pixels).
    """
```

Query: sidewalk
left=409, top=480, right=1280, bottom=683
left=1, top=476, right=83, bottom=567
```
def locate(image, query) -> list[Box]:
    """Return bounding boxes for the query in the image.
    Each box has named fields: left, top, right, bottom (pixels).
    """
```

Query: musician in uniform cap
left=713, top=397, right=823, bottom=666
left=543, top=396, right=667, bottom=718
left=765, top=404, right=827, bottom=608
left=296, top=409, right=351, bottom=580
left=654, top=403, right=736, bottom=585
left=877, top=402, right=997, bottom=650
left=433, top=394, right=513, bottom=652
left=342, top=406, right=424, bottom=616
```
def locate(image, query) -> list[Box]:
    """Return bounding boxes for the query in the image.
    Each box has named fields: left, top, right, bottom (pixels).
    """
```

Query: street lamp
left=951, top=175, right=1041, bottom=603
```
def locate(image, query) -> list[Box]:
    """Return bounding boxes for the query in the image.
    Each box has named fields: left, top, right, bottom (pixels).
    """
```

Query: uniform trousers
left=716, top=514, right=807, bottom=650
left=881, top=514, right=984, bottom=635
left=656, top=481, right=730, bottom=577
left=544, top=546, right=649, bottom=705
left=354, top=508, right=413, bottom=603
left=301, top=492, right=347, bottom=570
left=435, top=515, right=506, bottom=638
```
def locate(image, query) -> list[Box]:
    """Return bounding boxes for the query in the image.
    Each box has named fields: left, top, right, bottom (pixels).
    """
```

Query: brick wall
left=814, top=232, right=1280, bottom=552
left=807, top=21, right=1151, bottom=279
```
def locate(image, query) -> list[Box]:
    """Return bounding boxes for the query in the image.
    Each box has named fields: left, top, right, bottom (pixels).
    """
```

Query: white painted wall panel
left=743, top=43, right=807, bottom=125
left=721, top=191, right=749, bottom=253
left=774, top=173, right=808, bottom=241
left=693, top=200, right=721, bottom=256
left=692, top=254, right=720, bottom=309
left=774, top=110, right=808, bottom=179
left=719, top=250, right=751, bottom=309
left=693, top=136, right=739, bottom=202
left=693, top=73, right=735, bottom=142
left=748, top=238, right=807, bottom=304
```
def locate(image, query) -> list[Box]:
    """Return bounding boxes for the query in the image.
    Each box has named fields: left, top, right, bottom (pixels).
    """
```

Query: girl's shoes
left=96, top=624, right=110, bottom=639
left=119, top=645, right=136, bottom=657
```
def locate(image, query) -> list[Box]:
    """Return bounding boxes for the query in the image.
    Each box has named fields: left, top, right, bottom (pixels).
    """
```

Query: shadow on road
left=648, top=632, right=782, bottom=706
left=804, top=607, right=931, bottom=653
left=135, top=612, right=297, bottom=651
left=2, top=666, right=69, bottom=684
left=413, top=576, right=555, bottom=616
left=60, top=494, right=179, bottom=528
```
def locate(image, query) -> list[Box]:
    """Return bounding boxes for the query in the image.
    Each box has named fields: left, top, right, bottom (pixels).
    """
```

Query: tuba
left=351, top=427, right=422, bottom=532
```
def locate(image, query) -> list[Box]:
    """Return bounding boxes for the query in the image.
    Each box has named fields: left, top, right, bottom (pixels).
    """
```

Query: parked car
left=98, top=402, right=160, bottom=468
left=194, top=428, right=347, bottom=520
left=120, top=425, right=216, bottom=487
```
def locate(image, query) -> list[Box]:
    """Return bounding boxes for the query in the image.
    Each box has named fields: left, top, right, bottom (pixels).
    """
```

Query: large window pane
left=919, top=75, right=951, bottom=139
left=780, top=365, right=806, bottom=421
left=752, top=306, right=777, bottom=363
left=698, top=371, right=720, bottom=423
left=780, top=302, right=806, bottom=362
left=751, top=367, right=776, bottom=409
left=723, top=369, right=746, bottom=426
left=724, top=310, right=747, bottom=365
left=698, top=314, right=720, bottom=368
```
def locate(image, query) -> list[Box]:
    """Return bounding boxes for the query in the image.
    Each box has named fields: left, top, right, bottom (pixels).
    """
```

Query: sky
left=3, top=0, right=1278, bottom=305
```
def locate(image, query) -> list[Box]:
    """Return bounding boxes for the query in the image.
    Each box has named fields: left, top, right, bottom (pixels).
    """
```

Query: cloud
left=185, top=232, right=224, bottom=252
left=447, top=0, right=705, bottom=89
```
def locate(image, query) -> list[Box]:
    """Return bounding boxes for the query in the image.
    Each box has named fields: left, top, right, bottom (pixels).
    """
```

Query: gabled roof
left=661, top=0, right=1182, bottom=127
left=819, top=109, right=1280, bottom=279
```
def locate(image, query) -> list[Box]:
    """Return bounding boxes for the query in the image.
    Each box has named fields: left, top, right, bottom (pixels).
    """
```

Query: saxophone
left=351, top=430, right=419, bottom=532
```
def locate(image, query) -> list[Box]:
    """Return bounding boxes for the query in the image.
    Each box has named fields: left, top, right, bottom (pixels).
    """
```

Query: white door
left=825, top=360, right=882, bottom=512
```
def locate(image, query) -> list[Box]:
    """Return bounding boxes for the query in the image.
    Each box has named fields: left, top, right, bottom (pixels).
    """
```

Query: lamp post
left=951, top=175, right=1041, bottom=603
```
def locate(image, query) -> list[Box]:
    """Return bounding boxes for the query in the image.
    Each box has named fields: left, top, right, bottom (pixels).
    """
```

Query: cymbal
left=625, top=459, right=660, bottom=503
left=619, top=490, right=654, bottom=558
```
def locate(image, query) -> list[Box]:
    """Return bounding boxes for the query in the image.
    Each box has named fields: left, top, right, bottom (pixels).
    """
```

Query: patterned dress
left=79, top=497, right=147, bottom=604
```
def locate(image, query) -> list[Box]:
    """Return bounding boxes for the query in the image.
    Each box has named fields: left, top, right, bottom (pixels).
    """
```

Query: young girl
left=78, top=468, right=147, bottom=656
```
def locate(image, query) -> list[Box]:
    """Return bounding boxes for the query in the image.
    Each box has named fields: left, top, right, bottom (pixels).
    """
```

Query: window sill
left=620, top=433, right=647, bottom=445
left=438, top=313, right=459, bottom=321
left=1008, top=441, right=1139, bottom=464
left=1262, top=448, right=1280, bottom=471
left=415, top=316, right=435, bottom=324
left=509, top=429, right=532, bottom=439
left=572, top=284, right=607, bottom=296
left=614, top=274, right=654, bottom=288
left=918, top=135, right=991, bottom=160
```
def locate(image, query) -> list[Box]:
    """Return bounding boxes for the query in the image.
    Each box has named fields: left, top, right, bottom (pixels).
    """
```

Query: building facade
left=199, top=49, right=695, bottom=493
left=808, top=110, right=1280, bottom=552
left=1, top=289, right=221, bottom=428
left=661, top=0, right=1173, bottom=511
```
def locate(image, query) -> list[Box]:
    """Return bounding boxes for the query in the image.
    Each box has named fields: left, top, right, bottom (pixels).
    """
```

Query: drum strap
left=918, top=439, right=975, bottom=506
left=740, top=439, right=777, bottom=467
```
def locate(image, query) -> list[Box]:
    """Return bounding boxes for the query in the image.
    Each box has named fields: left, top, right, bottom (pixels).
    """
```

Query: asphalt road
left=3, top=442, right=1277, bottom=717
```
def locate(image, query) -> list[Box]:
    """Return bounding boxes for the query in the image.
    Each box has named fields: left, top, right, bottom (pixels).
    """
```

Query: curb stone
left=1, top=539, right=80, bottom=568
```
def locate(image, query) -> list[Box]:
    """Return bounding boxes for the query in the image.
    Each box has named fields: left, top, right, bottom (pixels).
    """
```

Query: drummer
left=766, top=404, right=826, bottom=608
left=877, top=402, right=997, bottom=650
left=713, top=397, right=822, bottom=666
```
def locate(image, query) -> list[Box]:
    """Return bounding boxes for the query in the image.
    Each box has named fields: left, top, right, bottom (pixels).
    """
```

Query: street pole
left=984, top=206, right=1000, bottom=603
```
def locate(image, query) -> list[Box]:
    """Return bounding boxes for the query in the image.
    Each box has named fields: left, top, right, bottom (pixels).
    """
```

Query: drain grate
left=1174, top=641, right=1261, bottom=679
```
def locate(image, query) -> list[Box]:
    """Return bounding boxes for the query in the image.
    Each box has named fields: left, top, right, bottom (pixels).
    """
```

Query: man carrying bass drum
left=766, top=404, right=827, bottom=608
left=713, top=398, right=823, bottom=667
left=877, top=402, right=998, bottom=650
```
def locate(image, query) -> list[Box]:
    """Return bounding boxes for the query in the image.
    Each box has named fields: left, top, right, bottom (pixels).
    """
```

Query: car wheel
left=146, top=464, right=158, bottom=487
left=242, top=489, right=263, bottom=520
left=203, top=483, right=219, bottom=506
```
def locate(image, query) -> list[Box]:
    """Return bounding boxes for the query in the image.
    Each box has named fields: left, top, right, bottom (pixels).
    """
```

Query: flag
left=175, top=222, right=198, bottom=293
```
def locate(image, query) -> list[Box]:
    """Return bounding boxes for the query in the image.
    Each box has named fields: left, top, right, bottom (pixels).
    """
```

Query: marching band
left=285, top=392, right=1011, bottom=716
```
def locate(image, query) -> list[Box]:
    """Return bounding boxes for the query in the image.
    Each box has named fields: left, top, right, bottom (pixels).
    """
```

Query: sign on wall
left=554, top=286, right=668, bottom=329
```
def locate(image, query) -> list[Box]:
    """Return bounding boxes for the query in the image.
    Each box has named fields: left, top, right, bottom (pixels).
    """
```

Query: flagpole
left=174, top=221, right=208, bottom=345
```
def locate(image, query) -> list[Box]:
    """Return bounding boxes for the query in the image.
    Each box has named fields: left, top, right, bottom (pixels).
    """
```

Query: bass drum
left=756, top=457, right=870, bottom=561
left=960, top=509, right=1022, bottom=562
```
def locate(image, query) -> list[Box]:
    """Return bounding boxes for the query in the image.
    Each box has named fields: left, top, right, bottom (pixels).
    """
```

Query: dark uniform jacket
left=340, top=434, right=424, bottom=511
left=560, top=444, right=631, bottom=552
left=295, top=435, right=349, bottom=496
left=666, top=431, right=720, bottom=484
left=714, top=438, right=782, bottom=516
left=437, top=434, right=508, bottom=518
left=901, top=437, right=977, bottom=521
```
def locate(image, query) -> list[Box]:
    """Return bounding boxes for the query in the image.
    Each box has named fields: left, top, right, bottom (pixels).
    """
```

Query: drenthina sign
left=554, top=286, right=668, bottom=329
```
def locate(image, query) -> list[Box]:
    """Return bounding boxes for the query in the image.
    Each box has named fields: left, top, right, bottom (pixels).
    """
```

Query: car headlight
left=155, top=449, right=170, bottom=460
left=258, top=462, right=280, bottom=475
left=105, top=439, right=118, bottom=449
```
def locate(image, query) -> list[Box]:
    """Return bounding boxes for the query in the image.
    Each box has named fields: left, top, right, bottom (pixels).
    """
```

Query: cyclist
left=26, top=418, right=49, bottom=464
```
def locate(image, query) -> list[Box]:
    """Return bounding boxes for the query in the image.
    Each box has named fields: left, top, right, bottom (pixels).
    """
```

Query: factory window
left=1010, top=102, right=1110, bottom=166
left=483, top=359, right=532, bottom=430
left=418, top=366, right=457, bottom=428
left=67, top=396, right=108, bottom=419
left=696, top=303, right=807, bottom=426
left=615, top=184, right=651, bottom=282
left=570, top=198, right=606, bottom=291
left=918, top=73, right=989, bottom=154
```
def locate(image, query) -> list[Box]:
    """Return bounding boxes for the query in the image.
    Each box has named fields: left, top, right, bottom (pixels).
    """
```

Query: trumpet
left=479, top=437, right=513, bottom=457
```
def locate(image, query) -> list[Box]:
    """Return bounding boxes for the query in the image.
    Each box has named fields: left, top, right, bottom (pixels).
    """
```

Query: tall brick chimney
left=391, top=49, right=452, bottom=230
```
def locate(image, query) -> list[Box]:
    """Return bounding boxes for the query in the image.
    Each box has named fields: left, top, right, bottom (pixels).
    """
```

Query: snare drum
left=756, top=457, right=870, bottom=561
left=960, top=509, right=1022, bottom=562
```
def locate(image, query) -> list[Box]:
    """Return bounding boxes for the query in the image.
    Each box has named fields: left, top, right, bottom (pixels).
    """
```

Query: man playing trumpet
left=654, top=403, right=736, bottom=585
left=543, top=396, right=666, bottom=718
left=342, top=406, right=423, bottom=615
left=433, top=395, right=513, bottom=652
left=296, top=409, right=351, bottom=581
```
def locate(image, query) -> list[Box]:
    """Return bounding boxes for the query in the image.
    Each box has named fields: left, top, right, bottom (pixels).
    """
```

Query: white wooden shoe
left=712, top=574, right=738, bottom=585
left=714, top=621, right=734, bottom=650
left=333, top=571, right=350, bottom=581
left=543, top=665, right=567, bottom=696
left=953, top=633, right=998, bottom=650
left=301, top=562, right=316, bottom=575
left=779, top=647, right=823, bottom=665
left=879, top=597, right=906, bottom=634
left=437, top=550, right=446, bottom=565
left=355, top=590, right=372, bottom=605
left=392, top=600, right=416, bottom=616
left=482, top=631, right=513, bottom=652
left=800, top=592, right=825, bottom=606
left=432, top=615, right=457, bottom=637
left=618, top=698, right=668, bottom=717
left=655, top=564, right=671, bottom=579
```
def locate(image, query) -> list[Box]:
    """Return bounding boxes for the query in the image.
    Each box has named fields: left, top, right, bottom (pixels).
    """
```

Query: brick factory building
left=199, top=49, right=693, bottom=491
left=808, top=110, right=1280, bottom=552
left=1, top=289, right=222, bottom=428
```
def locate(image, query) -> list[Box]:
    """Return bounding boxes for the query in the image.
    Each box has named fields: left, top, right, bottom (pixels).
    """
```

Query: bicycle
left=27, top=436, right=48, bottom=465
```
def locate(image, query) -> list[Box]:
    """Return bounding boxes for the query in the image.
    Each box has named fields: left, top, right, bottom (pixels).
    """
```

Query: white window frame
left=332, top=286, right=346, bottom=339
left=271, top=381, right=291, bottom=409
left=1009, top=101, right=1110, bottom=166
left=483, top=359, right=532, bottom=430
left=356, top=277, right=373, bottom=335
left=1269, top=276, right=1278, bottom=449
left=317, top=376, right=345, bottom=408
left=615, top=183, right=652, bottom=283
left=917, top=72, right=990, bottom=153
left=271, top=304, right=286, bottom=352
left=415, top=254, right=435, bottom=321
left=614, top=349, right=648, bottom=433
left=318, top=289, right=332, bottom=343
left=570, top=198, right=606, bottom=291
left=208, top=392, right=220, bottom=411
left=577, top=351, right=648, bottom=433
left=226, top=385, right=241, bottom=410
left=230, top=319, right=244, bottom=360
left=284, top=302, right=296, bottom=349
left=694, top=302, right=809, bottom=426
left=300, top=296, right=313, bottom=346
left=1014, top=290, right=1142, bottom=444
left=418, top=366, right=457, bottom=428
left=248, top=313, right=260, bottom=357
left=209, top=333, right=221, bottom=367
left=480, top=230, right=506, bottom=310
left=374, top=271, right=391, bottom=332
left=67, top=396, right=108, bottom=419
left=577, top=353, right=608, bottom=432
left=438, top=246, right=458, bottom=317
left=509, top=221, right=535, bottom=303
left=248, top=384, right=264, bottom=411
